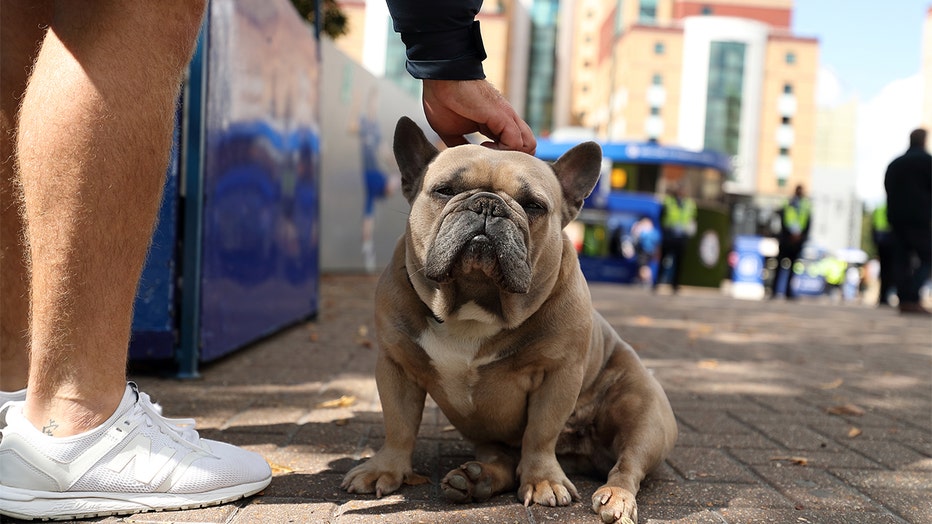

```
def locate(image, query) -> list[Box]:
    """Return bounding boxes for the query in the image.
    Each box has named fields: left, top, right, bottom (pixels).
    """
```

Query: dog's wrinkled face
left=393, top=117, right=602, bottom=300
left=415, top=147, right=551, bottom=293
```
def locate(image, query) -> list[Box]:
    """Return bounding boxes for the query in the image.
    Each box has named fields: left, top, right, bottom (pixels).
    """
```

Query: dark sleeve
left=385, top=0, right=487, bottom=80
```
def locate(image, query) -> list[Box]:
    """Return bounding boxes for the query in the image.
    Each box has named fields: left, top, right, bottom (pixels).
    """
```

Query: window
left=650, top=106, right=661, bottom=116
left=654, top=41, right=665, bottom=55
left=704, top=41, right=746, bottom=156
left=783, top=83, right=793, bottom=94
left=779, top=147, right=789, bottom=156
left=614, top=0, right=625, bottom=36
left=785, top=52, right=796, bottom=65
left=639, top=0, right=657, bottom=24
left=652, top=73, right=663, bottom=85
left=701, top=5, right=713, bottom=15
left=781, top=116, right=791, bottom=125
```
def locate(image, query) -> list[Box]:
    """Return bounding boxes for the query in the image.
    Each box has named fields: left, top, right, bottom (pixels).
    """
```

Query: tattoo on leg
left=42, top=419, right=59, bottom=436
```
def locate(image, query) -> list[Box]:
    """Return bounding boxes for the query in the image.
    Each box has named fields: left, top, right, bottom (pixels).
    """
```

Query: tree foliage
left=291, top=0, right=348, bottom=39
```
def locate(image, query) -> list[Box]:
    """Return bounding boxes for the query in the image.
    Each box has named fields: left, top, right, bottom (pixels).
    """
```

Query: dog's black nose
left=465, top=192, right=508, bottom=217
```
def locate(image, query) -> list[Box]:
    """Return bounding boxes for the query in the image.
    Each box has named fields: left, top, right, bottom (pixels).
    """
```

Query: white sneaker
left=0, top=382, right=272, bottom=520
left=0, top=388, right=26, bottom=407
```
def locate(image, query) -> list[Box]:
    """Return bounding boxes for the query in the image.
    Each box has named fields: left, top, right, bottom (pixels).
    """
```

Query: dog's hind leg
left=441, top=443, right=518, bottom=503
left=590, top=350, right=677, bottom=523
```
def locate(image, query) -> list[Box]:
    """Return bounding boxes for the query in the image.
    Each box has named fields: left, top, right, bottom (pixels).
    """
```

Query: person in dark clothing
left=385, top=0, right=536, bottom=154
left=884, top=128, right=932, bottom=315
left=871, top=202, right=895, bottom=306
left=770, top=184, right=811, bottom=299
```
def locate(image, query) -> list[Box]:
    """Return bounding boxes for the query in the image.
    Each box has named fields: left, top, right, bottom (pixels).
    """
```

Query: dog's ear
left=550, top=142, right=603, bottom=226
left=393, top=117, right=440, bottom=204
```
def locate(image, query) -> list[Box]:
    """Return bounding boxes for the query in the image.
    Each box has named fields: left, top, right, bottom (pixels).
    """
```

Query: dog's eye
left=433, top=185, right=457, bottom=198
left=522, top=201, right=547, bottom=213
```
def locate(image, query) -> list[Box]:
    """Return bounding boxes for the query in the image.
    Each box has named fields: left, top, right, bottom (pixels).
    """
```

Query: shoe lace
left=133, top=388, right=201, bottom=447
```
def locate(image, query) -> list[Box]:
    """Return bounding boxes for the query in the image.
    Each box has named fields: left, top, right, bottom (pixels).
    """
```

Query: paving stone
left=842, top=439, right=932, bottom=470
left=230, top=499, right=339, bottom=524
left=750, top=464, right=884, bottom=512
left=715, top=507, right=905, bottom=523
left=666, top=447, right=757, bottom=483
left=122, top=504, right=238, bottom=523
left=859, top=489, right=932, bottom=524
left=728, top=447, right=882, bottom=469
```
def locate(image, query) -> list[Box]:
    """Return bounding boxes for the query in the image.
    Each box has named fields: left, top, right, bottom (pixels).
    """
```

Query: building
left=332, top=0, right=517, bottom=102
left=567, top=0, right=818, bottom=204
left=330, top=0, right=821, bottom=234
left=810, top=99, right=861, bottom=252
left=923, top=5, right=932, bottom=129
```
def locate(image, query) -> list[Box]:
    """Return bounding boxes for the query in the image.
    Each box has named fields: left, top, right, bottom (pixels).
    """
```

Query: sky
left=792, top=0, right=929, bottom=205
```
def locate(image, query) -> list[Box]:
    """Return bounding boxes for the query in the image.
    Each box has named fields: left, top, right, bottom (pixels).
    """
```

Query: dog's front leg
left=516, top=364, right=584, bottom=507
left=342, top=351, right=428, bottom=497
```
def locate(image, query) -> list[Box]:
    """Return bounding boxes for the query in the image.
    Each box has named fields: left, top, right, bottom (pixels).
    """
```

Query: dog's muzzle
left=423, top=192, right=531, bottom=293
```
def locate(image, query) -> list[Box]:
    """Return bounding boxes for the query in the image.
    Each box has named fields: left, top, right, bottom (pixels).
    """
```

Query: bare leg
left=17, top=0, right=205, bottom=436
left=0, top=1, right=50, bottom=391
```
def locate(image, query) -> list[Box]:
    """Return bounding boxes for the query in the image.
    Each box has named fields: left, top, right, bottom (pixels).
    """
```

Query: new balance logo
left=106, top=434, right=179, bottom=485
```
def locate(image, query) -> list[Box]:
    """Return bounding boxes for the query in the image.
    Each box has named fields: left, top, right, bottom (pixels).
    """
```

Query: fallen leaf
left=334, top=418, right=349, bottom=426
left=268, top=462, right=295, bottom=475
left=697, top=359, right=719, bottom=369
left=441, top=425, right=457, bottom=432
left=847, top=427, right=862, bottom=438
left=826, top=404, right=865, bottom=416
left=770, top=456, right=809, bottom=466
left=318, top=395, right=357, bottom=409
left=634, top=316, right=653, bottom=326
left=403, top=473, right=430, bottom=486
left=819, top=378, right=843, bottom=390
left=357, top=325, right=369, bottom=337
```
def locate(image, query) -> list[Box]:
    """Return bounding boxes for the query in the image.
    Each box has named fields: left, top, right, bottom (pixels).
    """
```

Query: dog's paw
left=341, top=455, right=427, bottom=498
left=591, top=485, right=638, bottom=523
left=441, top=461, right=497, bottom=503
left=516, top=476, right=578, bottom=507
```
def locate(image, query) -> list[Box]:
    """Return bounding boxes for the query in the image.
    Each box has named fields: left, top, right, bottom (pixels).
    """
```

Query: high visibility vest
left=872, top=204, right=890, bottom=232
left=783, top=198, right=811, bottom=233
left=822, top=257, right=846, bottom=285
left=662, top=196, right=696, bottom=230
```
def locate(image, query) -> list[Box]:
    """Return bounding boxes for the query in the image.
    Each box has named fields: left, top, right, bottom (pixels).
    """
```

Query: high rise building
left=567, top=0, right=818, bottom=201
left=923, top=5, right=932, bottom=129
left=332, top=0, right=516, bottom=101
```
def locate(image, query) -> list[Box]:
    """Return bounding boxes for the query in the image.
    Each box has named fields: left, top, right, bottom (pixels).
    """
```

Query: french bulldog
left=342, top=117, right=677, bottom=523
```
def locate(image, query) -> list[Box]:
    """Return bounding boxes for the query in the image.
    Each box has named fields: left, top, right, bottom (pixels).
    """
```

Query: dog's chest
left=416, top=314, right=502, bottom=416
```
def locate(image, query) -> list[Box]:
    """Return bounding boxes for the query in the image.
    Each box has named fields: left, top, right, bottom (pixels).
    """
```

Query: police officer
left=771, top=184, right=811, bottom=299
left=653, top=184, right=696, bottom=294
left=871, top=202, right=895, bottom=306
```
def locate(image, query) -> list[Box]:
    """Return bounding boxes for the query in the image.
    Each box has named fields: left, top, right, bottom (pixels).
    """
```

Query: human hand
left=422, top=79, right=536, bottom=154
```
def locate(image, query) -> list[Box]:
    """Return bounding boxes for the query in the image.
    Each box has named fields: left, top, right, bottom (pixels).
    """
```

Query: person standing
left=871, top=202, right=896, bottom=306
left=653, top=185, right=696, bottom=294
left=884, top=128, right=932, bottom=315
left=0, top=0, right=534, bottom=520
left=770, top=184, right=811, bottom=300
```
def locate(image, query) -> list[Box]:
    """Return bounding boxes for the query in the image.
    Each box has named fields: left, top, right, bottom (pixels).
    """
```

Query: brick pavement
left=7, top=274, right=930, bottom=524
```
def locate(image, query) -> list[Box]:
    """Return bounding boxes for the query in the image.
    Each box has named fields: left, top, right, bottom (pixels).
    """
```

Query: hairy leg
left=17, top=0, right=205, bottom=436
left=0, top=1, right=51, bottom=391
